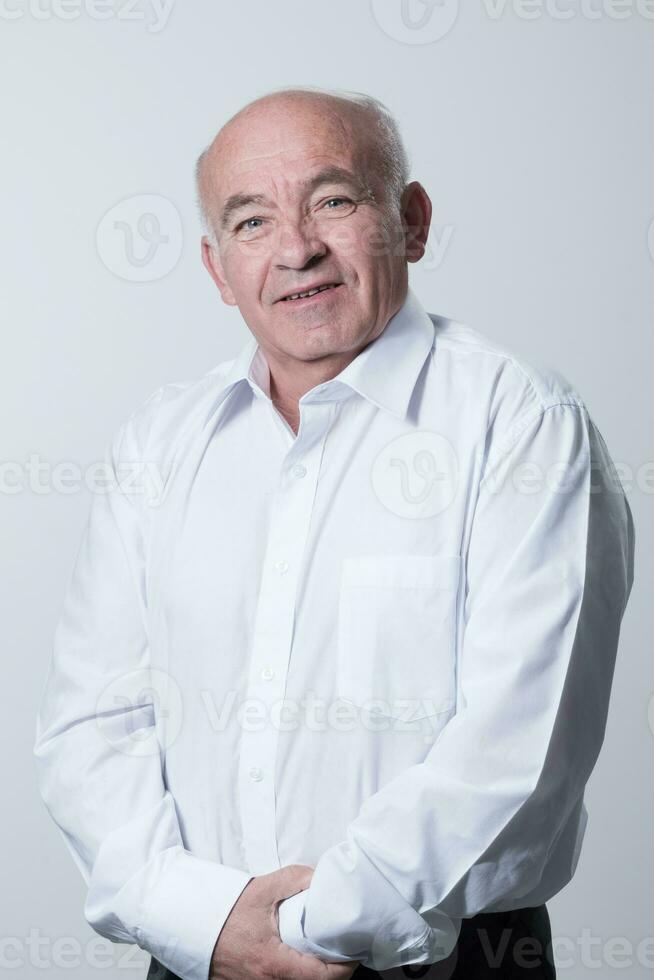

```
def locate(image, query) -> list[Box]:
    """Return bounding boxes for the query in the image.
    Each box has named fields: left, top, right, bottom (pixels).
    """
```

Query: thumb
left=272, top=863, right=315, bottom=900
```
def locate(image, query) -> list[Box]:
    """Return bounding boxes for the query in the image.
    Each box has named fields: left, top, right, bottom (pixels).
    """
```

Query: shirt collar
left=208, top=287, right=435, bottom=421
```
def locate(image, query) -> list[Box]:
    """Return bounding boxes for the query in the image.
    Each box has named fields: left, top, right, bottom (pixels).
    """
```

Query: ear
left=400, top=181, right=433, bottom=264
left=201, top=236, right=237, bottom=305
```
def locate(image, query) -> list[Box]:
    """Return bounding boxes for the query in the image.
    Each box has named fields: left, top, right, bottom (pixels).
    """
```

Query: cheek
left=223, top=243, right=269, bottom=292
left=326, top=215, right=397, bottom=271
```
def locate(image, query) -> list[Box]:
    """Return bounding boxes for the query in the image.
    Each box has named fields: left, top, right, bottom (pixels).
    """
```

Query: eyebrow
left=219, top=166, right=372, bottom=230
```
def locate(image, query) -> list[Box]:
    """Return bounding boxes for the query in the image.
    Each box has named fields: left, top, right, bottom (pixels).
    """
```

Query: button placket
left=237, top=402, right=334, bottom=874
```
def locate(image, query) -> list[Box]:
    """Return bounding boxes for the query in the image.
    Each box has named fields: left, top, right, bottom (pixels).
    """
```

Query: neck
left=267, top=349, right=356, bottom=435
left=261, top=291, right=408, bottom=434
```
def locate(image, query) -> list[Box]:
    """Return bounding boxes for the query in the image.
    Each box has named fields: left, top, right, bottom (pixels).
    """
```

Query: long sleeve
left=33, top=409, right=253, bottom=980
left=278, top=401, right=635, bottom=970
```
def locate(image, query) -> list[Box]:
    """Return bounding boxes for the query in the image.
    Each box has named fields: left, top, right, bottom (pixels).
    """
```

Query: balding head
left=195, top=87, right=410, bottom=248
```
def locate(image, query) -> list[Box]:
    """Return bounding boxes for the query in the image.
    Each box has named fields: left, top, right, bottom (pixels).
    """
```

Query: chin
left=290, top=326, right=346, bottom=358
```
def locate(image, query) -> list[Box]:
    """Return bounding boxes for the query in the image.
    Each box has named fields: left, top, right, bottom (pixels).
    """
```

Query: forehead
left=209, top=100, right=373, bottom=197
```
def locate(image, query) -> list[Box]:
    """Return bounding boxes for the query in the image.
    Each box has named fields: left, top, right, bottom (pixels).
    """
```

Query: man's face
left=201, top=98, right=422, bottom=367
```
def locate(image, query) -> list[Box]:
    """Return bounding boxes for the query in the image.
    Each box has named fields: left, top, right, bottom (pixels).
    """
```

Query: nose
left=274, top=217, right=328, bottom=271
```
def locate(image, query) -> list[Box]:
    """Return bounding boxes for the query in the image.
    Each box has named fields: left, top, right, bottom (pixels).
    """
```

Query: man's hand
left=209, top=864, right=360, bottom=980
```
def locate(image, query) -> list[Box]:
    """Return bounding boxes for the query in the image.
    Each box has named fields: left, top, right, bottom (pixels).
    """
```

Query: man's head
left=196, top=87, right=432, bottom=375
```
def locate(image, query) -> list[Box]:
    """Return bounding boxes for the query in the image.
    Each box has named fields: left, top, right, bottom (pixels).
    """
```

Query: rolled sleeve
left=280, top=402, right=634, bottom=970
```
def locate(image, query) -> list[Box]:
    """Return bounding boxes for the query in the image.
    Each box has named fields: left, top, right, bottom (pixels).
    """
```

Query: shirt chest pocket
left=336, top=554, right=462, bottom=722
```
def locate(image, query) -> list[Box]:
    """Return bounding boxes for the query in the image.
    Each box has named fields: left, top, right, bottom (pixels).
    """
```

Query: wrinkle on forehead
left=198, top=94, right=380, bottom=231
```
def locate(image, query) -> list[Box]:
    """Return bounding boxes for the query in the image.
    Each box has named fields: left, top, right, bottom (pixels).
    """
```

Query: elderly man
left=34, top=87, right=634, bottom=980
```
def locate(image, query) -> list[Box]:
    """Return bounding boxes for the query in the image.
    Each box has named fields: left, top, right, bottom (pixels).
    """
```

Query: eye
left=318, top=196, right=357, bottom=220
left=324, top=197, right=351, bottom=210
left=237, top=217, right=264, bottom=233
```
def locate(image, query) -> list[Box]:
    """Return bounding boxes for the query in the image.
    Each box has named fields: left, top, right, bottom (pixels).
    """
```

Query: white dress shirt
left=33, top=288, right=635, bottom=980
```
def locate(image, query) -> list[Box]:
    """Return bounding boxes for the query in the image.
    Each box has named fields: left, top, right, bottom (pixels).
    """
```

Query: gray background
left=2, top=1, right=652, bottom=977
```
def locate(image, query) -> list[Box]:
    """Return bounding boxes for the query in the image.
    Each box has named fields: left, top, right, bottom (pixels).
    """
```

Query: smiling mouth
left=280, top=283, right=342, bottom=302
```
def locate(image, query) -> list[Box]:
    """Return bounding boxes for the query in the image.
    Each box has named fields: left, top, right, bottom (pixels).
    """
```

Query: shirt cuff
left=277, top=890, right=443, bottom=971
left=135, top=851, right=253, bottom=980
left=277, top=891, right=356, bottom=962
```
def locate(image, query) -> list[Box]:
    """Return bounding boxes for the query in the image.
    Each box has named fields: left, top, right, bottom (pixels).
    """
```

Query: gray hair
left=195, top=85, right=411, bottom=249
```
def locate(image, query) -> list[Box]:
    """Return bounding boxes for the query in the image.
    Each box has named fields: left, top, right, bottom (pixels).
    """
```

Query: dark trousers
left=146, top=904, right=555, bottom=980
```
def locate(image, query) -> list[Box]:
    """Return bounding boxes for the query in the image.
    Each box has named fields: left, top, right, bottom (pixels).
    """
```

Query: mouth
left=277, top=282, right=343, bottom=304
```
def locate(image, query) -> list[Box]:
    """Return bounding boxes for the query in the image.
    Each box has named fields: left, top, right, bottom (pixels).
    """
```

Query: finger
left=323, top=962, right=360, bottom=979
left=275, top=943, right=359, bottom=980
left=271, top=863, right=316, bottom=899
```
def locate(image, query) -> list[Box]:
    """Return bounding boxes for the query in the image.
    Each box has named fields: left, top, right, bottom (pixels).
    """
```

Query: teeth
left=284, top=284, right=338, bottom=301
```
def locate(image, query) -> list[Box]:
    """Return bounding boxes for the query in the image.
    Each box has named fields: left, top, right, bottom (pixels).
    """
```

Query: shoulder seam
left=121, top=369, right=221, bottom=458
left=437, top=333, right=580, bottom=411
left=122, top=384, right=168, bottom=461
left=480, top=399, right=589, bottom=489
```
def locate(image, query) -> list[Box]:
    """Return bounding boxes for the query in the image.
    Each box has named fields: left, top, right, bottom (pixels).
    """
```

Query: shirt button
left=275, top=559, right=289, bottom=574
left=261, top=666, right=275, bottom=681
left=248, top=766, right=263, bottom=781
left=291, top=464, right=307, bottom=479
